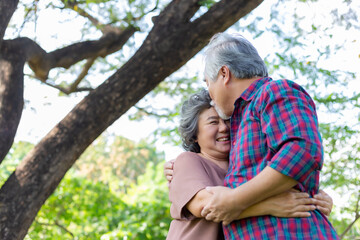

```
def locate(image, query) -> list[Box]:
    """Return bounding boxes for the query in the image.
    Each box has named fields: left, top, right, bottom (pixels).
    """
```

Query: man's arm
left=201, top=166, right=297, bottom=224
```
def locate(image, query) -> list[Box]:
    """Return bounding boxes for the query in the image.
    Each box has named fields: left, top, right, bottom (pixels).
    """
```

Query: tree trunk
left=0, top=40, right=25, bottom=163
left=0, top=0, right=263, bottom=239
left=0, top=0, right=18, bottom=48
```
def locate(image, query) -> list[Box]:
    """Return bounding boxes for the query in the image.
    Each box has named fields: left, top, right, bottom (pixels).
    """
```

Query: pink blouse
left=166, top=152, right=226, bottom=240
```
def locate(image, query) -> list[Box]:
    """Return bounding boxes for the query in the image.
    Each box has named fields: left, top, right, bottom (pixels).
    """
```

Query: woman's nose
left=219, top=120, right=229, bottom=132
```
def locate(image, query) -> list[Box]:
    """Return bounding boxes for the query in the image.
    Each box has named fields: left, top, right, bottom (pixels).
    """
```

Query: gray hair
left=204, top=32, right=268, bottom=81
left=179, top=89, right=212, bottom=153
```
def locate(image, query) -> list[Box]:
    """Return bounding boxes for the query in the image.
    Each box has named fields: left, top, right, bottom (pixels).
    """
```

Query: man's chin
left=214, top=105, right=231, bottom=120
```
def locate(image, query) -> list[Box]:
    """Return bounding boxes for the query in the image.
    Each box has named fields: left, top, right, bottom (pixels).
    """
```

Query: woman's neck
left=198, top=152, right=229, bottom=170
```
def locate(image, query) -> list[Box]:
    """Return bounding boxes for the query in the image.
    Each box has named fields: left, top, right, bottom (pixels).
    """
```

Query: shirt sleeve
left=169, top=152, right=213, bottom=220
left=260, top=80, right=323, bottom=185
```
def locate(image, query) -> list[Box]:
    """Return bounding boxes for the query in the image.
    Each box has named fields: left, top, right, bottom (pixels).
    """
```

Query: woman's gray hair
left=179, top=89, right=212, bottom=153
left=204, top=32, right=268, bottom=82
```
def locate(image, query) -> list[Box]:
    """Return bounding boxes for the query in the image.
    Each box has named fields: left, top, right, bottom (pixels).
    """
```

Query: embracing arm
left=188, top=184, right=331, bottom=220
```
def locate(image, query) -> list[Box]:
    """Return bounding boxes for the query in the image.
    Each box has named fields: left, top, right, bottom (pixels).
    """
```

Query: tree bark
left=0, top=0, right=18, bottom=47
left=0, top=40, right=26, bottom=164
left=28, top=27, right=137, bottom=81
left=0, top=0, right=263, bottom=239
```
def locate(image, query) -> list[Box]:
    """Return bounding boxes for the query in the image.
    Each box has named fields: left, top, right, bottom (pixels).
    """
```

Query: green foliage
left=199, top=0, right=217, bottom=9
left=73, top=135, right=164, bottom=192
left=101, top=162, right=171, bottom=239
left=11, top=136, right=172, bottom=239
left=0, top=141, right=34, bottom=186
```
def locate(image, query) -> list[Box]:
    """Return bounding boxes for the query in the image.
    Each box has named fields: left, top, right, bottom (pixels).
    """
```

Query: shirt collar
left=236, top=77, right=272, bottom=103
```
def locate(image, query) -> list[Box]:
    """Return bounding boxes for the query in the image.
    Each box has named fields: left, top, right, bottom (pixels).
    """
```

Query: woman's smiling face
left=196, top=107, right=231, bottom=160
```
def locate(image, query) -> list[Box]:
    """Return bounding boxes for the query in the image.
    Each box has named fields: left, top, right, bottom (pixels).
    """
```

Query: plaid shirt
left=223, top=77, right=338, bottom=239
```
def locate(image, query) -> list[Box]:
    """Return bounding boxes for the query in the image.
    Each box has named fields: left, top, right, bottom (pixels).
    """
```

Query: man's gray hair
left=179, top=89, right=212, bottom=153
left=204, top=32, right=268, bottom=82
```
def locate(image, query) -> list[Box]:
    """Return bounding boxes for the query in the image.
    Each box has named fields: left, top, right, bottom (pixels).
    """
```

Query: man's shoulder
left=259, top=79, right=309, bottom=98
left=266, top=79, right=307, bottom=91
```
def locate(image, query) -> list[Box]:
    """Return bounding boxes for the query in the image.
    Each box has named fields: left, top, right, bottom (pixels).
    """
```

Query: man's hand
left=200, top=186, right=242, bottom=225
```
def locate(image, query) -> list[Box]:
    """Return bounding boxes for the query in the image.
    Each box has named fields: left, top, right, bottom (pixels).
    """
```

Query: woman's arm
left=186, top=188, right=332, bottom=219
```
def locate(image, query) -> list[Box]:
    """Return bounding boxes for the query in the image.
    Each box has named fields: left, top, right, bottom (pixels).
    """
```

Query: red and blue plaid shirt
left=224, top=77, right=338, bottom=239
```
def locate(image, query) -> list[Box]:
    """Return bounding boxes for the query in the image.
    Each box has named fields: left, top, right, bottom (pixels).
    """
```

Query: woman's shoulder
left=175, top=152, right=203, bottom=168
left=176, top=151, right=199, bottom=159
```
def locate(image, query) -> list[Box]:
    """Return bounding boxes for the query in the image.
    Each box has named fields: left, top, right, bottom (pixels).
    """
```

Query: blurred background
left=1, top=0, right=359, bottom=239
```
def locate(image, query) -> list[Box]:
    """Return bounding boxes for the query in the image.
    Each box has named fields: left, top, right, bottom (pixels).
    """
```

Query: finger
left=223, top=220, right=230, bottom=226
left=205, top=186, right=214, bottom=194
left=313, top=199, right=331, bottom=210
left=314, top=193, right=332, bottom=204
left=164, top=169, right=173, bottom=176
left=166, top=175, right=173, bottom=181
left=294, top=204, right=316, bottom=212
left=164, top=161, right=173, bottom=170
left=211, top=217, right=221, bottom=223
left=205, top=213, right=216, bottom=221
left=289, top=188, right=300, bottom=193
left=290, top=211, right=311, bottom=218
left=316, top=206, right=330, bottom=216
left=312, top=198, right=328, bottom=206
left=313, top=193, right=326, bottom=200
left=318, top=189, right=326, bottom=195
left=201, top=207, right=210, bottom=217
left=294, top=193, right=310, bottom=199
left=296, top=198, right=317, bottom=205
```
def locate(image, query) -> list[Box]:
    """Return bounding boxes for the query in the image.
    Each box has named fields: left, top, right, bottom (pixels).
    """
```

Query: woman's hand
left=163, top=160, right=174, bottom=185
left=261, top=189, right=333, bottom=218
left=313, top=189, right=333, bottom=216
left=264, top=189, right=316, bottom=218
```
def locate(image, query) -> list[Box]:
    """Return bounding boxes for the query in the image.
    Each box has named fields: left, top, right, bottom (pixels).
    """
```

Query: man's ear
left=219, top=66, right=231, bottom=86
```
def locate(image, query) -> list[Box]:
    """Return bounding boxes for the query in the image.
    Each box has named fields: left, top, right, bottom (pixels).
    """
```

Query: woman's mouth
left=217, top=137, right=230, bottom=142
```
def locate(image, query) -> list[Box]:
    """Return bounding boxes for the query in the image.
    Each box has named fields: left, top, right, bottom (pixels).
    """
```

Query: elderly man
left=199, top=32, right=338, bottom=239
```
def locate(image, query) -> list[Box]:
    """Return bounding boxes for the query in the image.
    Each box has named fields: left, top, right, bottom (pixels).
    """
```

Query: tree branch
left=133, top=106, right=171, bottom=118
left=339, top=191, right=360, bottom=239
left=61, top=0, right=121, bottom=34
left=68, top=57, right=96, bottom=93
left=35, top=220, right=74, bottom=238
left=27, top=26, right=136, bottom=81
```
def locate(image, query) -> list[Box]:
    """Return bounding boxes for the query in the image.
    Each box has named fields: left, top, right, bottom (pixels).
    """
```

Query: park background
left=0, top=0, right=359, bottom=239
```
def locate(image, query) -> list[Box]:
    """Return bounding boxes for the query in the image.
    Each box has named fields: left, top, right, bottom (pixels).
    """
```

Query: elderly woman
left=166, top=89, right=332, bottom=240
